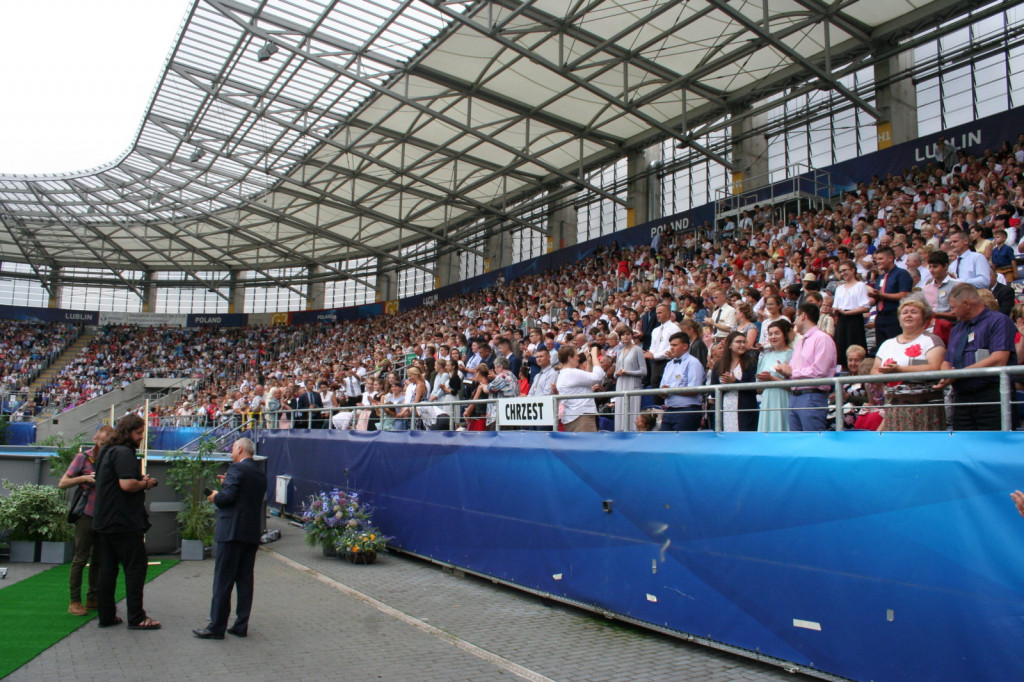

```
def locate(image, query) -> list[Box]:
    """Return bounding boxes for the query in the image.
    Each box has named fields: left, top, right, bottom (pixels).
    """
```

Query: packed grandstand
left=2, top=129, right=1022, bottom=433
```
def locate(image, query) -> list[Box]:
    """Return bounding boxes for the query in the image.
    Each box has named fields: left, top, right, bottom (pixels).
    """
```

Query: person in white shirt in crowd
left=555, top=345, right=605, bottom=432
left=708, top=288, right=737, bottom=340
left=643, top=303, right=680, bottom=403
left=922, top=250, right=958, bottom=322
left=341, top=369, right=362, bottom=407
left=248, top=385, right=265, bottom=422
left=528, top=347, right=557, bottom=398
left=833, top=260, right=871, bottom=370
left=893, top=240, right=909, bottom=270
left=905, top=252, right=930, bottom=286
left=946, top=229, right=991, bottom=287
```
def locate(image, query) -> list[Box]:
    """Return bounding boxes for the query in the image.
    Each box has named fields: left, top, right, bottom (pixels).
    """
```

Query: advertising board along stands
left=497, top=396, right=556, bottom=429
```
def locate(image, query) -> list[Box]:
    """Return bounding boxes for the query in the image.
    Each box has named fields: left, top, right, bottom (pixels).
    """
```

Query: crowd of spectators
left=0, top=321, right=80, bottom=419
left=6, top=133, right=1024, bottom=432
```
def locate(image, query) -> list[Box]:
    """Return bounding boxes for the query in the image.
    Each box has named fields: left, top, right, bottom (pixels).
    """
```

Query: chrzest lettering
left=503, top=401, right=546, bottom=422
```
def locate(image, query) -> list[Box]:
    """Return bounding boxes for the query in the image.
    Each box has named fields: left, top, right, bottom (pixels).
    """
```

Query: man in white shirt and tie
left=708, top=289, right=737, bottom=339
left=946, top=229, right=991, bottom=287
left=342, top=368, right=362, bottom=407
left=643, top=304, right=680, bottom=403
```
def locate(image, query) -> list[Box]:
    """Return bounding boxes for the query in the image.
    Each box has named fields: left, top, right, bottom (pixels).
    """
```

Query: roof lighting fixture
left=257, top=42, right=278, bottom=62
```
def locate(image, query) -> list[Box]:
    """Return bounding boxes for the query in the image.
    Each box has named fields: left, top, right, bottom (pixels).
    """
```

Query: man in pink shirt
left=774, top=303, right=837, bottom=431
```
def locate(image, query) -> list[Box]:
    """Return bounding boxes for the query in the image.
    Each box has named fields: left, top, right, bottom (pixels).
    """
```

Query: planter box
left=40, top=540, right=74, bottom=564
left=181, top=539, right=206, bottom=561
left=9, top=540, right=39, bottom=562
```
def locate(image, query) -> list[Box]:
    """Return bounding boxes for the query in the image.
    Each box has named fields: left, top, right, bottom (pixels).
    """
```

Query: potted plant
left=337, top=523, right=391, bottom=565
left=165, top=436, right=221, bottom=560
left=0, top=479, right=74, bottom=562
left=42, top=433, right=88, bottom=480
left=301, top=489, right=361, bottom=557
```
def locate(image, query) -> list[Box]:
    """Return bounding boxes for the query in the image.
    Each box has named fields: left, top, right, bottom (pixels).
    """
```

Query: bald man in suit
left=193, top=437, right=267, bottom=639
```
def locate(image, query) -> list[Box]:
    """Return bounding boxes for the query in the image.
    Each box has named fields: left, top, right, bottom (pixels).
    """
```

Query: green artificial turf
left=0, top=558, right=179, bottom=678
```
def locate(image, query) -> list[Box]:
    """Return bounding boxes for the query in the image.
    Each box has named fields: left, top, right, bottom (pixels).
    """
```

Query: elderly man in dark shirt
left=936, top=284, right=1016, bottom=430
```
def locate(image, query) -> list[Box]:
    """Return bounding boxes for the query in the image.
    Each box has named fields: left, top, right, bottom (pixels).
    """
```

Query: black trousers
left=650, top=360, right=669, bottom=405
left=209, top=541, right=259, bottom=634
left=873, top=313, right=900, bottom=355
left=952, top=384, right=1002, bottom=431
left=97, top=530, right=149, bottom=626
left=660, top=406, right=702, bottom=431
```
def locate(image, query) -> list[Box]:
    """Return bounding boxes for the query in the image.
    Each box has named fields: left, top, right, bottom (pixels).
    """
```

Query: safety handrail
left=166, top=365, right=1023, bottom=436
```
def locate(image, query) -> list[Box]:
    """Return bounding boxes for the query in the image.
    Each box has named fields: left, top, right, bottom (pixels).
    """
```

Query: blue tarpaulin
left=259, top=429, right=1024, bottom=682
left=148, top=426, right=209, bottom=451
left=4, top=422, right=36, bottom=445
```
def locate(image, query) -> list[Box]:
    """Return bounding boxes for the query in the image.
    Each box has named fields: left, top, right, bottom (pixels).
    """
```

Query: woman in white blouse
left=555, top=345, right=605, bottom=432
left=833, top=260, right=871, bottom=370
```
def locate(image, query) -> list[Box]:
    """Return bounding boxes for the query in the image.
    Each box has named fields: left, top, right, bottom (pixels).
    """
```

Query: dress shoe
left=192, top=627, right=225, bottom=640
left=226, top=626, right=247, bottom=637
left=68, top=602, right=88, bottom=616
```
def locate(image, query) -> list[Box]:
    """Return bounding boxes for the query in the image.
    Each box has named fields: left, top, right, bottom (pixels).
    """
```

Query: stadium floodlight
left=257, top=42, right=279, bottom=62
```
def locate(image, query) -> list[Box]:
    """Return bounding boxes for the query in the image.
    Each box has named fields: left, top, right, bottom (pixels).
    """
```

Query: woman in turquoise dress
left=755, top=318, right=794, bottom=432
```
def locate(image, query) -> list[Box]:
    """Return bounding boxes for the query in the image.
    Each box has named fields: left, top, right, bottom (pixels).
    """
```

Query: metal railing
left=545, top=365, right=1022, bottom=432
left=201, top=365, right=1020, bottom=435
left=713, top=163, right=843, bottom=230
left=175, top=420, right=255, bottom=454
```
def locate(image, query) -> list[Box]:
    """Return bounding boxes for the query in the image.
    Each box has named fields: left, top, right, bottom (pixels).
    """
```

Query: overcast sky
left=0, top=0, right=193, bottom=175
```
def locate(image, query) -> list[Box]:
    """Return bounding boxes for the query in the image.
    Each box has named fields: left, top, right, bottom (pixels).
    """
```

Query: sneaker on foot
left=68, top=602, right=88, bottom=616
left=85, top=599, right=98, bottom=609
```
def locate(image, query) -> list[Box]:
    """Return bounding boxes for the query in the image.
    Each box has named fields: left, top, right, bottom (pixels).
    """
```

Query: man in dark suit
left=193, top=437, right=267, bottom=639
left=639, top=293, right=659, bottom=387
left=990, top=269, right=1015, bottom=317
left=639, top=293, right=659, bottom=351
left=497, top=337, right=521, bottom=379
left=294, top=383, right=325, bottom=428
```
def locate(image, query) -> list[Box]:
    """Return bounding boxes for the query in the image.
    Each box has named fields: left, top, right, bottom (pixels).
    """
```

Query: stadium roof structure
left=0, top=0, right=1003, bottom=294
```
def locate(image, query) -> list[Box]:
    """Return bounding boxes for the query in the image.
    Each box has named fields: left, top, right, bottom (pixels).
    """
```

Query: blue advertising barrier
left=259, top=429, right=1024, bottom=682
left=3, top=422, right=37, bottom=445
left=148, top=426, right=209, bottom=451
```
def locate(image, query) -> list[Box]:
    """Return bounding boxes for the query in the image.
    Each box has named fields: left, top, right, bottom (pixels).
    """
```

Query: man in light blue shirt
left=947, top=230, right=991, bottom=288
left=659, top=332, right=705, bottom=431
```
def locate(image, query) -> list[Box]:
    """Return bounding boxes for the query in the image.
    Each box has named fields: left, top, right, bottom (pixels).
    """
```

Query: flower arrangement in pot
left=336, top=523, right=391, bottom=564
left=301, top=489, right=360, bottom=557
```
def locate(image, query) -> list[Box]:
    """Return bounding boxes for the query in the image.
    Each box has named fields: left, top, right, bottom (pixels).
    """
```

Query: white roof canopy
left=0, top=0, right=994, bottom=291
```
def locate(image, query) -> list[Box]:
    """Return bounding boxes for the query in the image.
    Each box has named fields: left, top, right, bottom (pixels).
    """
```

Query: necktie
left=954, top=256, right=962, bottom=278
